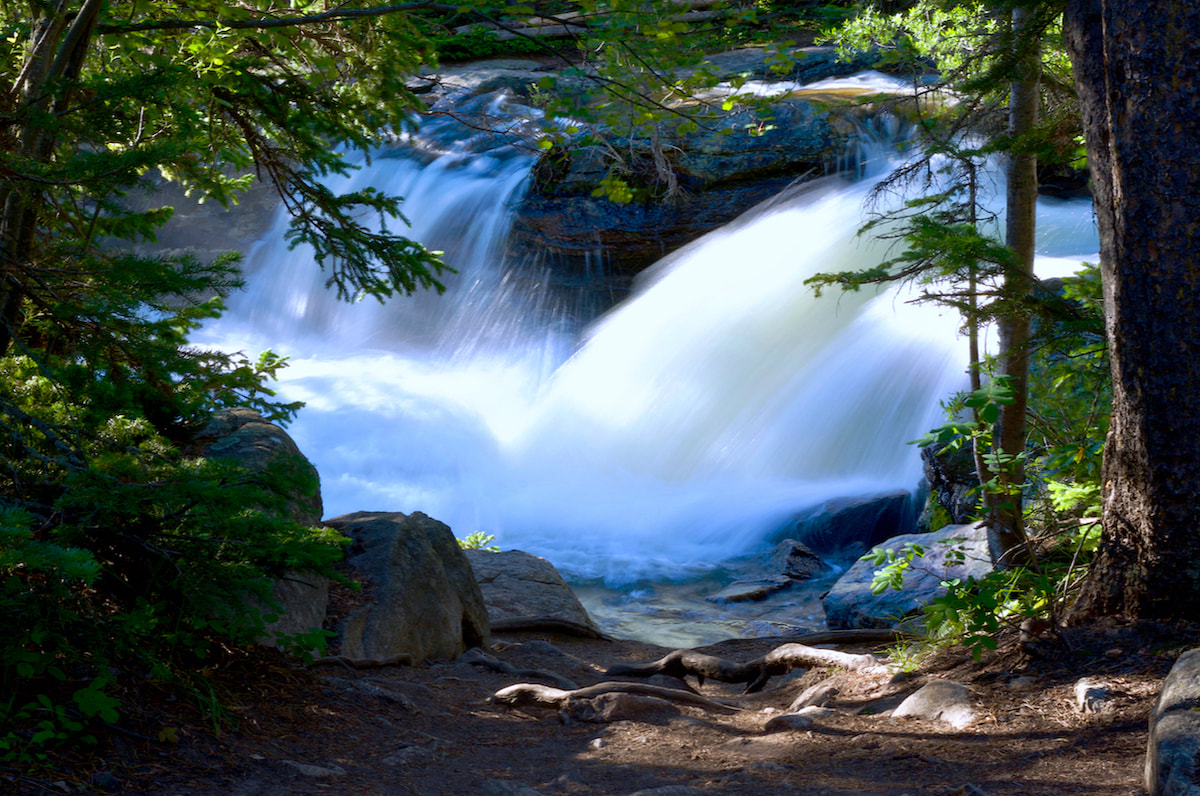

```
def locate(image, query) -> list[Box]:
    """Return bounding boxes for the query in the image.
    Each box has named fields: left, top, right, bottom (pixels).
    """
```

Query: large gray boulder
left=465, top=549, right=598, bottom=633
left=822, top=522, right=992, bottom=630
left=326, top=512, right=491, bottom=663
left=193, top=408, right=328, bottom=649
left=194, top=407, right=322, bottom=526
left=1147, top=647, right=1200, bottom=795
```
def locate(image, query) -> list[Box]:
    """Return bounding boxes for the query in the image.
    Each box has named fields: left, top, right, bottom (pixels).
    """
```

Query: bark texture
left=1064, top=0, right=1200, bottom=619
left=990, top=5, right=1041, bottom=566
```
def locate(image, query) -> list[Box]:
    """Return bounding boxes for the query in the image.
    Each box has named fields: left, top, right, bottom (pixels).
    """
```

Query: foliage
left=0, top=336, right=348, bottom=760
left=870, top=264, right=1108, bottom=655
left=457, top=531, right=501, bottom=551
left=0, top=0, right=470, bottom=759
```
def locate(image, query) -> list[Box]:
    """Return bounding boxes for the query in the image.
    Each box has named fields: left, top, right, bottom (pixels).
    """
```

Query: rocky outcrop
left=326, top=511, right=491, bottom=663
left=510, top=47, right=902, bottom=273
left=921, top=443, right=980, bottom=525
left=822, top=521, right=992, bottom=630
left=1146, top=647, right=1200, bottom=796
left=513, top=98, right=856, bottom=273
left=466, top=549, right=599, bottom=634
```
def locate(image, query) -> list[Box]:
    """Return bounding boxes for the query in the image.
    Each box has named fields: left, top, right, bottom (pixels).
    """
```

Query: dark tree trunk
left=1065, top=0, right=1200, bottom=619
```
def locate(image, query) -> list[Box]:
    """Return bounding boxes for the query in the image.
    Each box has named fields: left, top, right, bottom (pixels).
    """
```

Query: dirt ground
left=8, top=622, right=1191, bottom=796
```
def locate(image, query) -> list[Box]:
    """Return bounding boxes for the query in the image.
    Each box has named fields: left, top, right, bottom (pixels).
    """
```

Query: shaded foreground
left=12, top=625, right=1188, bottom=796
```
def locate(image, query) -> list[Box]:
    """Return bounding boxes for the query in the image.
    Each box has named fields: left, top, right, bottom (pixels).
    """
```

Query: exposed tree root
left=702, top=629, right=916, bottom=651
left=490, top=681, right=743, bottom=714
left=309, top=653, right=414, bottom=670
left=460, top=647, right=581, bottom=691
left=608, top=636, right=892, bottom=693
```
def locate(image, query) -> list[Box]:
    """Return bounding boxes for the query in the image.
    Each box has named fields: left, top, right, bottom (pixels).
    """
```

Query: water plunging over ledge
left=196, top=89, right=1099, bottom=643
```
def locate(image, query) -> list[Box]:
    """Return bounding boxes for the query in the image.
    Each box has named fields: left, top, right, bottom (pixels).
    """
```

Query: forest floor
left=8, top=621, right=1194, bottom=796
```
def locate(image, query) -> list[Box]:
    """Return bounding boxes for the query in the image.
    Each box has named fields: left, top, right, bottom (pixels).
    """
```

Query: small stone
left=893, top=680, right=975, bottom=729
left=788, top=682, right=839, bottom=711
left=1073, top=677, right=1111, bottom=713
left=764, top=712, right=815, bottom=732
left=1105, top=647, right=1123, bottom=659
left=589, top=737, right=606, bottom=749
left=794, top=706, right=834, bottom=719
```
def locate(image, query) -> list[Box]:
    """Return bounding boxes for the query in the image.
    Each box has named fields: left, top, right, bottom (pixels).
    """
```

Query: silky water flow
left=197, top=101, right=1100, bottom=644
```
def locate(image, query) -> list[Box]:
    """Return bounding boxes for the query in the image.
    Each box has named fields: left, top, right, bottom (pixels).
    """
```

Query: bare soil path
left=12, top=623, right=1190, bottom=796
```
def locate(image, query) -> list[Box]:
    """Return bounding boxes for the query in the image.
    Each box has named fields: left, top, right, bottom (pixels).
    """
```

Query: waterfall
left=198, top=95, right=1099, bottom=587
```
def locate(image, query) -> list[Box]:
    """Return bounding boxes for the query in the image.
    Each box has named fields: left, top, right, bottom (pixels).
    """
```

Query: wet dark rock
left=513, top=97, right=855, bottom=273
left=777, top=490, right=921, bottom=560
left=767, top=538, right=829, bottom=581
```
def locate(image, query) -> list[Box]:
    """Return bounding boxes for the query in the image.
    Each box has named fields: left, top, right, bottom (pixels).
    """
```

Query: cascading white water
left=197, top=86, right=1099, bottom=599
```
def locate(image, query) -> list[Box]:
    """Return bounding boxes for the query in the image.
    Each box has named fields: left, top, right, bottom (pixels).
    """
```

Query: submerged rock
left=767, top=538, right=829, bottom=581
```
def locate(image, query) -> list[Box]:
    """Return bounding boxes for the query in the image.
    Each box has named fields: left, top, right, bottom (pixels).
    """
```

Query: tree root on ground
left=490, top=681, right=743, bottom=714
left=607, top=634, right=894, bottom=693
left=310, top=653, right=414, bottom=670
left=460, top=647, right=581, bottom=690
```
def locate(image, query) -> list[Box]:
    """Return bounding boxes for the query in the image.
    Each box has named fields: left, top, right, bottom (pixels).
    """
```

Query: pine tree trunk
left=989, top=5, right=1040, bottom=567
left=1065, top=0, right=1200, bottom=619
left=0, top=0, right=103, bottom=355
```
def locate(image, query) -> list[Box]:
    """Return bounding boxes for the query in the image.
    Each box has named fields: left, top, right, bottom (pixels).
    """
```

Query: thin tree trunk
left=0, top=0, right=103, bottom=355
left=1065, top=0, right=1200, bottom=620
left=989, top=5, right=1039, bottom=567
